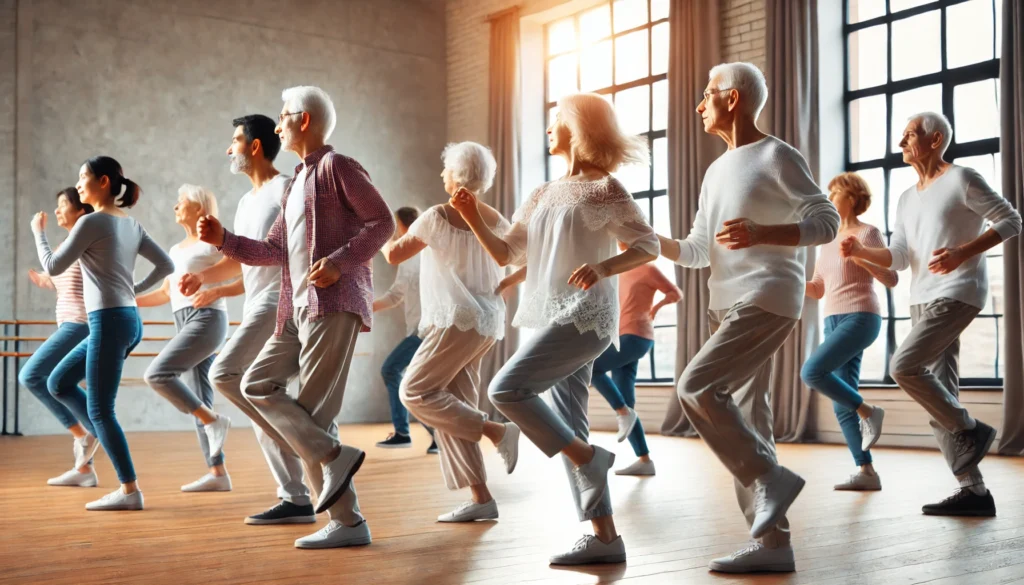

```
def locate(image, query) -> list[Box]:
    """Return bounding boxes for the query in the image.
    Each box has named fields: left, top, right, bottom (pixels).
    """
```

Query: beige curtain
left=660, top=0, right=723, bottom=437
left=479, top=8, right=522, bottom=421
left=998, top=0, right=1024, bottom=455
left=764, top=0, right=819, bottom=442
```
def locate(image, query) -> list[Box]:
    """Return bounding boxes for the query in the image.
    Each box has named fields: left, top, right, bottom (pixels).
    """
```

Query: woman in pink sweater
left=802, top=173, right=897, bottom=491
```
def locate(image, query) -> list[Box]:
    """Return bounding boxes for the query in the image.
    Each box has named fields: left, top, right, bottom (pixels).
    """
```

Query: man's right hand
left=179, top=273, right=204, bottom=297
left=197, top=215, right=225, bottom=247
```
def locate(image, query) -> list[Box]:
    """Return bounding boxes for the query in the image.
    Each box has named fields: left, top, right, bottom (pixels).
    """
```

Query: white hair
left=178, top=184, right=219, bottom=218
left=709, top=62, right=769, bottom=118
left=909, top=111, right=953, bottom=156
left=442, top=142, right=497, bottom=194
left=281, top=85, right=337, bottom=142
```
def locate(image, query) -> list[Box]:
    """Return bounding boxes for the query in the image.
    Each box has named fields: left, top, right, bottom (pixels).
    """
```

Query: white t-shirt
left=286, top=167, right=310, bottom=308
left=376, top=254, right=422, bottom=337
left=233, top=174, right=288, bottom=314
left=168, top=241, right=229, bottom=313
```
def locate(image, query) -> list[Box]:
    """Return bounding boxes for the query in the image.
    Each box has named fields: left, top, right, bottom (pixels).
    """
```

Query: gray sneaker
left=709, top=542, right=795, bottom=573
left=859, top=407, right=885, bottom=451
left=86, top=488, right=144, bottom=511
left=750, top=466, right=805, bottom=539
left=549, top=535, right=626, bottom=565
left=834, top=471, right=881, bottom=491
left=951, top=421, right=996, bottom=476
left=572, top=445, right=615, bottom=513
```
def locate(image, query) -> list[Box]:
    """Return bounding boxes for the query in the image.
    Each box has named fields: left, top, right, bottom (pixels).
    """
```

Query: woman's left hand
left=568, top=263, right=608, bottom=291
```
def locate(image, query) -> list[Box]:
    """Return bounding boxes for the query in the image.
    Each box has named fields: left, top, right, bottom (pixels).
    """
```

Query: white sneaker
left=750, top=466, right=805, bottom=539
left=73, top=434, right=101, bottom=470
left=86, top=488, right=144, bottom=511
left=437, top=499, right=499, bottom=523
left=615, top=458, right=655, bottom=476
left=572, top=445, right=615, bottom=513
left=834, top=470, right=881, bottom=491
left=181, top=473, right=233, bottom=492
left=709, top=542, right=795, bottom=573
left=496, top=422, right=520, bottom=474
left=549, top=535, right=626, bottom=565
left=316, top=445, right=365, bottom=514
left=615, top=408, right=638, bottom=443
left=47, top=468, right=98, bottom=487
left=204, top=415, right=231, bottom=458
left=294, top=520, right=372, bottom=549
left=860, top=407, right=885, bottom=451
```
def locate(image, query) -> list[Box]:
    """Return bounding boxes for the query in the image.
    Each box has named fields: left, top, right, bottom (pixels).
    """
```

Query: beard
left=229, top=152, right=253, bottom=175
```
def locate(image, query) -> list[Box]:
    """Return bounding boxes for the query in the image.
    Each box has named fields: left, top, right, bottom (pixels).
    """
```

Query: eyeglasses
left=701, top=88, right=732, bottom=102
left=278, top=111, right=304, bottom=124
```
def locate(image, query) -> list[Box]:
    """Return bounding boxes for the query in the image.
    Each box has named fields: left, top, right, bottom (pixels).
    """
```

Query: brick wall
left=721, top=0, right=767, bottom=72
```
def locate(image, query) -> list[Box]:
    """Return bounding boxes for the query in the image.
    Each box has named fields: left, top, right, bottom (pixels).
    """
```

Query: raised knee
left=18, top=368, right=41, bottom=391
left=800, top=361, right=823, bottom=386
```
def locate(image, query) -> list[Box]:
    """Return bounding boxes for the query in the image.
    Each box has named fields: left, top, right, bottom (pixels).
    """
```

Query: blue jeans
left=800, top=312, right=881, bottom=466
left=591, top=334, right=655, bottom=457
left=19, top=322, right=93, bottom=434
left=381, top=334, right=423, bottom=436
left=49, top=307, right=143, bottom=483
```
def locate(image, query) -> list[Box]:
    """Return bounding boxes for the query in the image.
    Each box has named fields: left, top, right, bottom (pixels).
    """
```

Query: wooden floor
left=2, top=425, right=1024, bottom=585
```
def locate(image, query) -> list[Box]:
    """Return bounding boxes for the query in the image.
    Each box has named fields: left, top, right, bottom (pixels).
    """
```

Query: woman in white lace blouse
left=451, top=93, right=660, bottom=566
left=382, top=142, right=522, bottom=524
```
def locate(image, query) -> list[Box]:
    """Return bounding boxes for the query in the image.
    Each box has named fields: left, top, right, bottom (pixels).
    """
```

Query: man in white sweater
left=842, top=111, right=1021, bottom=518
left=659, top=62, right=839, bottom=574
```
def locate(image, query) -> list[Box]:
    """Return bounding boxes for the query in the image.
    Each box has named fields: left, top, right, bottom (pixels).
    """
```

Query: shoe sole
left=181, top=486, right=233, bottom=492
left=922, top=508, right=996, bottom=517
left=375, top=443, right=413, bottom=449
left=294, top=536, right=372, bottom=549
left=48, top=481, right=98, bottom=487
left=315, top=449, right=366, bottom=514
left=751, top=473, right=805, bottom=539
left=86, top=504, right=143, bottom=511
left=708, top=561, right=795, bottom=573
left=549, top=553, right=626, bottom=566
left=245, top=515, right=318, bottom=525
left=952, top=425, right=997, bottom=476
left=614, top=470, right=655, bottom=476
left=861, top=410, right=885, bottom=452
left=437, top=512, right=500, bottom=523
left=834, top=485, right=881, bottom=491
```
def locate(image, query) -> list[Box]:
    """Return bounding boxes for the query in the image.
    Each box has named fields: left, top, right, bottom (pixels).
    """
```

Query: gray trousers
left=242, top=307, right=363, bottom=525
left=678, top=302, right=797, bottom=548
left=488, top=323, right=612, bottom=522
left=891, top=297, right=984, bottom=484
left=211, top=304, right=310, bottom=505
left=145, top=307, right=228, bottom=467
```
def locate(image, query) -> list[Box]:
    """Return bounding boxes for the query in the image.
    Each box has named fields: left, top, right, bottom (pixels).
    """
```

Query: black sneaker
left=375, top=433, right=412, bottom=449
left=951, top=421, right=997, bottom=476
left=427, top=439, right=439, bottom=455
left=922, top=488, right=996, bottom=517
left=244, top=500, right=317, bottom=525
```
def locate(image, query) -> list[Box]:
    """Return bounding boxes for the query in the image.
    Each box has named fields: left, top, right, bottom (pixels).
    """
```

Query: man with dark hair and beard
left=178, top=114, right=317, bottom=525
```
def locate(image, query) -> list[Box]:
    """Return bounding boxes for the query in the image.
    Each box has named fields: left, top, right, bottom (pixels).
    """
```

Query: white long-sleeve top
left=505, top=175, right=660, bottom=342
left=674, top=135, right=839, bottom=320
left=888, top=164, right=1022, bottom=310
left=375, top=254, right=422, bottom=337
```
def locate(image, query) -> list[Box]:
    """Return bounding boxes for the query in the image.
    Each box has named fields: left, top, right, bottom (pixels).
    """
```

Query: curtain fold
left=998, top=0, right=1024, bottom=455
left=479, top=8, right=522, bottom=421
left=660, top=0, right=723, bottom=437
left=764, top=0, right=820, bottom=442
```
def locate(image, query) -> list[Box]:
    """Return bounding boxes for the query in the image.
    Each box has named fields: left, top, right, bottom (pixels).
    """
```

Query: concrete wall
left=4, top=0, right=447, bottom=435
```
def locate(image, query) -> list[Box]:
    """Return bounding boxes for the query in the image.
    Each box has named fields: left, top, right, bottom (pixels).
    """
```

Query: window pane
left=956, top=154, right=996, bottom=190
left=848, top=0, right=885, bottom=24
left=653, top=326, right=677, bottom=380
left=984, top=254, right=1003, bottom=315
left=636, top=349, right=653, bottom=380
left=849, top=95, right=887, bottom=162
left=580, top=4, right=611, bottom=44
left=652, top=194, right=670, bottom=240
left=547, top=54, right=579, bottom=102
left=548, top=17, right=576, bottom=55
left=653, top=137, right=667, bottom=191
left=996, top=0, right=1004, bottom=60
left=548, top=155, right=567, bottom=181
left=890, top=0, right=932, bottom=12
left=895, top=318, right=912, bottom=352
left=892, top=11, right=941, bottom=81
left=960, top=317, right=998, bottom=379
left=855, top=168, right=886, bottom=233
left=888, top=165, right=918, bottom=233
left=859, top=324, right=888, bottom=382
left=615, top=84, right=650, bottom=135
left=848, top=25, right=888, bottom=90
left=873, top=279, right=891, bottom=317
left=652, top=79, right=667, bottom=131
left=548, top=106, right=559, bottom=128
left=580, top=40, right=612, bottom=91
left=651, top=0, right=669, bottom=21
left=954, top=79, right=1000, bottom=143
left=613, top=160, right=650, bottom=192
left=615, top=29, right=649, bottom=84
left=891, top=84, right=941, bottom=153
left=892, top=269, right=912, bottom=317
left=947, top=0, right=995, bottom=68
left=651, top=22, right=669, bottom=76
left=613, top=0, right=648, bottom=33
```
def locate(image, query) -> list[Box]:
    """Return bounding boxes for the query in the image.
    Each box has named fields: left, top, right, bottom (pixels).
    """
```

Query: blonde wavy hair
left=557, top=93, right=649, bottom=172
left=178, top=183, right=219, bottom=218
left=827, top=172, right=872, bottom=216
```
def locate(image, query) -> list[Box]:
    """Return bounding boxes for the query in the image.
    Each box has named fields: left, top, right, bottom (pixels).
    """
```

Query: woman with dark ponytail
left=30, top=156, right=174, bottom=511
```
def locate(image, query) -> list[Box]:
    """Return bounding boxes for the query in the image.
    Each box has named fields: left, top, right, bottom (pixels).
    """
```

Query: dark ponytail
left=57, top=187, right=94, bottom=214
left=84, top=156, right=141, bottom=208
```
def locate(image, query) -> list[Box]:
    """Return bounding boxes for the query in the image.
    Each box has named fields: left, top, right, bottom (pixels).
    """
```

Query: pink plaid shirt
left=221, top=145, right=395, bottom=335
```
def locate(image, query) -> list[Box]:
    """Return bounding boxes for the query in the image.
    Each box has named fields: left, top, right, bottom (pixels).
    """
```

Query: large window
left=543, top=0, right=674, bottom=382
left=845, top=0, right=1003, bottom=385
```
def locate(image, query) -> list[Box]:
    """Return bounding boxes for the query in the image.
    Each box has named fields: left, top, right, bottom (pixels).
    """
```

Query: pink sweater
left=808, top=224, right=898, bottom=317
left=618, top=263, right=681, bottom=340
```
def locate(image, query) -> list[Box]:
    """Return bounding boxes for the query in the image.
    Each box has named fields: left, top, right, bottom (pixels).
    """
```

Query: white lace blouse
left=406, top=205, right=510, bottom=339
left=505, top=175, right=660, bottom=342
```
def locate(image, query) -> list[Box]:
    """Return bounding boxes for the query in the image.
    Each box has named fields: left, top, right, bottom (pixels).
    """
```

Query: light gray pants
left=242, top=307, right=363, bottom=525
left=210, top=304, right=311, bottom=505
left=678, top=302, right=797, bottom=548
left=488, top=323, right=612, bottom=522
left=890, top=297, right=983, bottom=484
left=145, top=307, right=228, bottom=467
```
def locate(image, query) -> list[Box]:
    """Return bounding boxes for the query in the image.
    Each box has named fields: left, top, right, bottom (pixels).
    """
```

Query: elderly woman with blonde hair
left=451, top=92, right=660, bottom=565
left=138, top=183, right=233, bottom=493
